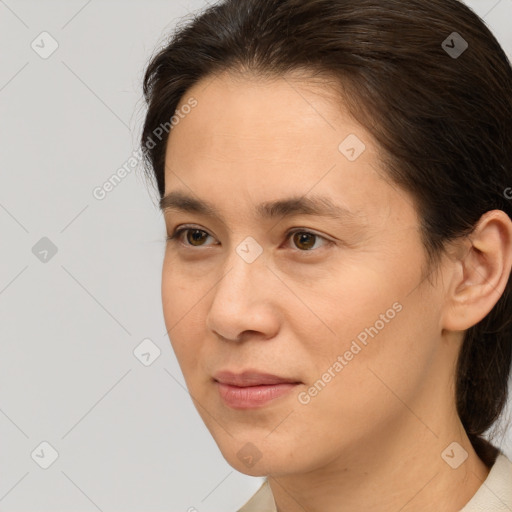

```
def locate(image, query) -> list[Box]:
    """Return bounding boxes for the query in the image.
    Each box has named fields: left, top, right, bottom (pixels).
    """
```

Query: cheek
left=161, top=253, right=209, bottom=321
left=161, top=258, right=207, bottom=371
left=293, top=265, right=407, bottom=366
left=297, top=254, right=439, bottom=408
left=302, top=279, right=440, bottom=428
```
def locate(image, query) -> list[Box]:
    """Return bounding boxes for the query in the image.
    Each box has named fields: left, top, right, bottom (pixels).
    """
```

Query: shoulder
left=459, top=451, right=512, bottom=511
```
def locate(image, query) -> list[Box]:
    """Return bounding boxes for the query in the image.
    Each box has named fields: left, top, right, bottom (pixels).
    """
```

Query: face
left=161, top=70, right=451, bottom=477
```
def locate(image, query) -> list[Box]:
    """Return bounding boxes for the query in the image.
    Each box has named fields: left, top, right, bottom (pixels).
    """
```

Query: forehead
left=165, top=70, right=375, bottom=185
left=173, top=69, right=351, bottom=136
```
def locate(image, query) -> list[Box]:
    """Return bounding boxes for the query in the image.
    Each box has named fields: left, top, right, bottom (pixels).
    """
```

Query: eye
left=285, top=229, right=330, bottom=251
left=167, top=227, right=216, bottom=247
left=166, top=226, right=332, bottom=251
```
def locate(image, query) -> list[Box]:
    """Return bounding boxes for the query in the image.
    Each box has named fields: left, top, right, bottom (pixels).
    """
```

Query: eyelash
left=166, top=226, right=333, bottom=252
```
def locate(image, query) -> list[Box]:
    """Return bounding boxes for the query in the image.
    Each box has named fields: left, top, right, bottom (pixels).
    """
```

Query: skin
left=160, top=69, right=512, bottom=512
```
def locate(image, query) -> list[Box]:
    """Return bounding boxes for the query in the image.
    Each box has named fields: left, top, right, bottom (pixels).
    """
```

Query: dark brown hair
left=141, top=0, right=512, bottom=467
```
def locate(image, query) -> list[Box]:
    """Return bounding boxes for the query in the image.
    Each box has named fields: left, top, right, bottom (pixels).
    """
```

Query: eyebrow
left=160, top=190, right=360, bottom=224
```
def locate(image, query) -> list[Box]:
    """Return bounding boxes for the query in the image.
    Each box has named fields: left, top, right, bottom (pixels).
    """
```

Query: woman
left=140, top=0, right=512, bottom=510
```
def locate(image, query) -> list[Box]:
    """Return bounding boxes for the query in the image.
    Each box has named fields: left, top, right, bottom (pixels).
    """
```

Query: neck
left=268, top=404, right=490, bottom=512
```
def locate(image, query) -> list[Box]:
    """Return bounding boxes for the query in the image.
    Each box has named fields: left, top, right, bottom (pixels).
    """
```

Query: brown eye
left=167, top=226, right=217, bottom=248
left=186, top=229, right=209, bottom=246
left=292, top=231, right=318, bottom=251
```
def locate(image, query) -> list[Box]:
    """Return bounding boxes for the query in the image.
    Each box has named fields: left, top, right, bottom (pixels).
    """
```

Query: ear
left=442, top=210, right=512, bottom=332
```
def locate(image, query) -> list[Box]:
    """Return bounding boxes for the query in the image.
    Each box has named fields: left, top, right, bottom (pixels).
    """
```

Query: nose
left=205, top=245, right=281, bottom=343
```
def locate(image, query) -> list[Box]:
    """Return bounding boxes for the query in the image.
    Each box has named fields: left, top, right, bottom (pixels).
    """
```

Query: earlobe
left=442, top=210, right=512, bottom=332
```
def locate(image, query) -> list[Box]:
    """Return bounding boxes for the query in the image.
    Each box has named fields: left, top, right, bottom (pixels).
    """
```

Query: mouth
left=213, top=370, right=302, bottom=409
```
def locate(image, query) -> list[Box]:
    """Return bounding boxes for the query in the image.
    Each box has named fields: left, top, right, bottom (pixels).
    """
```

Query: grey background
left=0, top=1, right=511, bottom=510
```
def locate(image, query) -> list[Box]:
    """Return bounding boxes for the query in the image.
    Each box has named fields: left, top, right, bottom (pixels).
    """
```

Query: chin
left=215, top=436, right=295, bottom=477
left=226, top=453, right=288, bottom=477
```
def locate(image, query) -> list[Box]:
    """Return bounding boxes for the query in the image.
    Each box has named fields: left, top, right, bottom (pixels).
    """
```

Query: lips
left=213, top=370, right=302, bottom=409
left=213, top=370, right=301, bottom=387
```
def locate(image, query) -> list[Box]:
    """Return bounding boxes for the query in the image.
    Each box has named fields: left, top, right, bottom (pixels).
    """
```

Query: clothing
left=237, top=452, right=512, bottom=512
